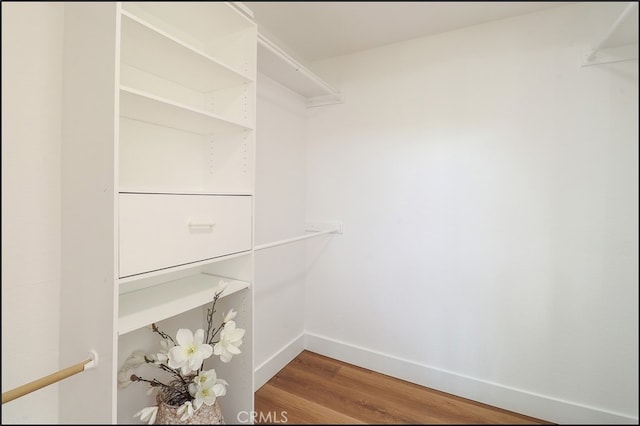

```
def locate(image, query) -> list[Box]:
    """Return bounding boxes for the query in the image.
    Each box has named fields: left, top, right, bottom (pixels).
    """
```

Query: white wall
left=304, top=3, right=638, bottom=424
left=253, top=74, right=308, bottom=388
left=1, top=2, right=64, bottom=423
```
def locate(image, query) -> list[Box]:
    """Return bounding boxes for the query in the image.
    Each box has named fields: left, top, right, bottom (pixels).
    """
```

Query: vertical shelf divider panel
left=62, top=2, right=256, bottom=423
left=60, top=2, right=120, bottom=423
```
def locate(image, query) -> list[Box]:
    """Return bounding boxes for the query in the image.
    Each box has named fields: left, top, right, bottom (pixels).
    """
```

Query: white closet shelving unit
left=60, top=2, right=256, bottom=423
left=258, top=32, right=343, bottom=107
left=582, top=2, right=638, bottom=66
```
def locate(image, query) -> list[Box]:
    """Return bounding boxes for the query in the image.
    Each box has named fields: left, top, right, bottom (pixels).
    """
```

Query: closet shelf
left=257, top=33, right=343, bottom=107
left=582, top=2, right=638, bottom=66
left=122, top=2, right=255, bottom=48
left=118, top=190, right=254, bottom=196
left=118, top=273, right=250, bottom=335
left=121, top=11, right=252, bottom=92
left=120, top=86, right=253, bottom=134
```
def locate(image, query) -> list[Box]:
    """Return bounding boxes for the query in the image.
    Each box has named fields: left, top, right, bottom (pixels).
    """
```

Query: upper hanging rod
left=2, top=351, right=98, bottom=404
left=255, top=227, right=339, bottom=251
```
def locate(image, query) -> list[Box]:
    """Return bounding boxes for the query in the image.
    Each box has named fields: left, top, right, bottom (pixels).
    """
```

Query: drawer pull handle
left=188, top=221, right=216, bottom=228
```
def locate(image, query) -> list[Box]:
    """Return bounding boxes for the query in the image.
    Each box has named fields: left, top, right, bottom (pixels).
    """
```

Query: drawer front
left=119, top=193, right=252, bottom=277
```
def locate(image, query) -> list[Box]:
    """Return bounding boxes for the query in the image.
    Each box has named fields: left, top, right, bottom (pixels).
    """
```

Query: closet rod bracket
left=306, top=221, right=344, bottom=234
left=84, top=350, right=99, bottom=370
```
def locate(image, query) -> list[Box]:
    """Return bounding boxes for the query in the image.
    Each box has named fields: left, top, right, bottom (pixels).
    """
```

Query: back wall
left=304, top=3, right=638, bottom=423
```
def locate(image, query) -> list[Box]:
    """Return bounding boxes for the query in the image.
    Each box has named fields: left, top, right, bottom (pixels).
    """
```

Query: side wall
left=1, top=2, right=64, bottom=423
left=304, top=3, right=638, bottom=423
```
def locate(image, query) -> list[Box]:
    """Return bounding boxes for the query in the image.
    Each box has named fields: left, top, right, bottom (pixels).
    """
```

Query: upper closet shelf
left=258, top=33, right=343, bottom=107
left=121, top=11, right=253, bottom=92
left=122, top=2, right=255, bottom=50
left=582, top=2, right=638, bottom=66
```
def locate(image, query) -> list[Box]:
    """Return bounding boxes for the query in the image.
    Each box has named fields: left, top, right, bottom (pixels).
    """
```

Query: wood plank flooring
left=254, top=350, right=554, bottom=424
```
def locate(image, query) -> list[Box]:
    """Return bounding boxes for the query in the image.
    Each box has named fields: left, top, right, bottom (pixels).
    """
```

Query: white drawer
left=119, top=193, right=252, bottom=277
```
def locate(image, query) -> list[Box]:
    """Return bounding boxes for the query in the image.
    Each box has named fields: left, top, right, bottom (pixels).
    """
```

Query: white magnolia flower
left=118, top=352, right=150, bottom=388
left=177, top=401, right=194, bottom=421
left=213, top=321, right=245, bottom=363
left=193, top=384, right=227, bottom=410
left=187, top=369, right=229, bottom=410
left=134, top=406, right=158, bottom=425
left=124, top=350, right=147, bottom=369
left=192, top=369, right=217, bottom=390
left=189, top=369, right=228, bottom=396
left=155, top=339, right=173, bottom=364
left=211, top=379, right=228, bottom=399
left=117, top=369, right=134, bottom=388
left=215, top=280, right=229, bottom=296
left=223, top=309, right=237, bottom=322
left=168, top=328, right=213, bottom=374
left=193, top=385, right=217, bottom=410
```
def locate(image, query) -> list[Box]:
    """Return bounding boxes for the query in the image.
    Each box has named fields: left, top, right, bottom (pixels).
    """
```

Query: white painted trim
left=304, top=332, right=639, bottom=425
left=253, top=333, right=305, bottom=391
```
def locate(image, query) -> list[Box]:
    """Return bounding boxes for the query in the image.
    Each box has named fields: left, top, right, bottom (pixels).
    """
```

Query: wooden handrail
left=2, top=352, right=97, bottom=404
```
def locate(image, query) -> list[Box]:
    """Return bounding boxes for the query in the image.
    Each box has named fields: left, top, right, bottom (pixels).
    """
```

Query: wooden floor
left=254, top=351, right=553, bottom=425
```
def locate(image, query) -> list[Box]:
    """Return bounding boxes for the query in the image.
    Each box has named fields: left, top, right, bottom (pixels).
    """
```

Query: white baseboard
left=304, top=332, right=638, bottom=425
left=253, top=332, right=305, bottom=391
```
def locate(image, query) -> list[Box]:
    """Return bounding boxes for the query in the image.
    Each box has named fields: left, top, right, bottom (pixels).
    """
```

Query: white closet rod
left=586, top=2, right=638, bottom=62
left=255, top=228, right=338, bottom=251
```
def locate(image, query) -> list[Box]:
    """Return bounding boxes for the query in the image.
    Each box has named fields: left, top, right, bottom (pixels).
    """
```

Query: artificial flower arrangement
left=118, top=281, right=245, bottom=424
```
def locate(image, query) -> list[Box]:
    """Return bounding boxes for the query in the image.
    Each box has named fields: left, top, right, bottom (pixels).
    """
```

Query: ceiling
left=243, top=2, right=569, bottom=62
